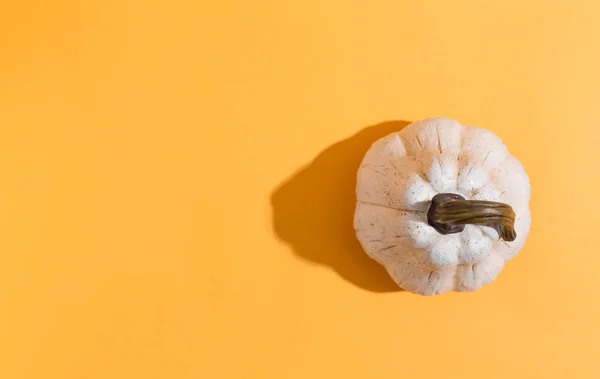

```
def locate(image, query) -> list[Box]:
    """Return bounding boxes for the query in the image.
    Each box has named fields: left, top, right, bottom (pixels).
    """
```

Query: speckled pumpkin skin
left=354, top=117, right=531, bottom=295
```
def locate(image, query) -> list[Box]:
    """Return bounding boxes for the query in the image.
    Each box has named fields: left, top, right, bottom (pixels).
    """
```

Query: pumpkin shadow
left=271, top=120, right=411, bottom=293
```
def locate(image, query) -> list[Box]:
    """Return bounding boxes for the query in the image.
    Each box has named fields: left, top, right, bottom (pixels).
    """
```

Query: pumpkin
left=354, top=117, right=531, bottom=295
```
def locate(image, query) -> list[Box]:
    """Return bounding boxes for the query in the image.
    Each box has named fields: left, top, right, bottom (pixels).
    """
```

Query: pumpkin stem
left=427, top=193, right=517, bottom=242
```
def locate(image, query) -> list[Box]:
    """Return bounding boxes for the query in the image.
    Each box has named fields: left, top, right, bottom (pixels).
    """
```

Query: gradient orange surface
left=1, top=1, right=599, bottom=378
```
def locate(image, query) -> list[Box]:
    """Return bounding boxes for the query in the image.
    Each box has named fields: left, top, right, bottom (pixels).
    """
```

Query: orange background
left=1, top=1, right=599, bottom=378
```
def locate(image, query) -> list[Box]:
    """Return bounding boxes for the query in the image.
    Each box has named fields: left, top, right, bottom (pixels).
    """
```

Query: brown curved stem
left=427, top=193, right=517, bottom=242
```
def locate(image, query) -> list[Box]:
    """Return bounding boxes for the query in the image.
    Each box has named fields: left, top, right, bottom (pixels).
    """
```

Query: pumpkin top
left=354, top=117, right=531, bottom=295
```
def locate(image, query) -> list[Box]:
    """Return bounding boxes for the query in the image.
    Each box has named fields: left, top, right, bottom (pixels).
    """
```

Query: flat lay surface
left=1, top=1, right=599, bottom=378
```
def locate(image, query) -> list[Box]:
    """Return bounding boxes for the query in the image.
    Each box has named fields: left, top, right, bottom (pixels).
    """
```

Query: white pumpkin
left=354, top=117, right=531, bottom=295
